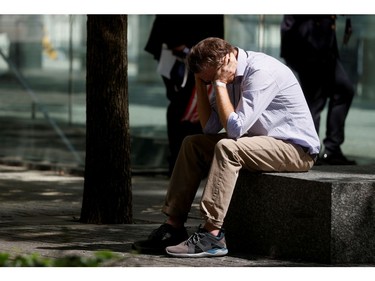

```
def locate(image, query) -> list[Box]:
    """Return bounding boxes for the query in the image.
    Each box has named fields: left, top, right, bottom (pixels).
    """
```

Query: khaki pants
left=162, top=133, right=316, bottom=229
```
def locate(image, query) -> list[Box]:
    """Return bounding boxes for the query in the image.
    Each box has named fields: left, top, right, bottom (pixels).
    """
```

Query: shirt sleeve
left=226, top=69, right=279, bottom=139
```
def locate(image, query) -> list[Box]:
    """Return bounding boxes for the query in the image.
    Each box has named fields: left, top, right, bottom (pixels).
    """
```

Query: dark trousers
left=162, top=76, right=202, bottom=175
left=294, top=59, right=355, bottom=156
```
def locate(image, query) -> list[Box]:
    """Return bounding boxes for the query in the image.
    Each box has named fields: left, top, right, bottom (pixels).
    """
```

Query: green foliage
left=0, top=250, right=119, bottom=267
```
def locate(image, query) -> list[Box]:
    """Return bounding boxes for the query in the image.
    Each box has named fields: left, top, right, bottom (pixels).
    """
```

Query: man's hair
left=187, top=37, right=235, bottom=74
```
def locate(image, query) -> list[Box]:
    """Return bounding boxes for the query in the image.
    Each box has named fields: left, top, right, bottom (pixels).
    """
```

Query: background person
left=144, top=15, right=224, bottom=175
left=280, top=15, right=356, bottom=165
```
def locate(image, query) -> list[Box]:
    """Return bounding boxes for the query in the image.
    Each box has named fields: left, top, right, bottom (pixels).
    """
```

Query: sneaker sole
left=166, top=248, right=228, bottom=258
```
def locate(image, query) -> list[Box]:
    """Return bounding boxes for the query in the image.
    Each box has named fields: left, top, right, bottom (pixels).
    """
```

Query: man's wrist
left=213, top=80, right=227, bottom=88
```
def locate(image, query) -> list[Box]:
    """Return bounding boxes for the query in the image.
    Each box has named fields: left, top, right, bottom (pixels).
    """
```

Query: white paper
left=157, top=45, right=176, bottom=79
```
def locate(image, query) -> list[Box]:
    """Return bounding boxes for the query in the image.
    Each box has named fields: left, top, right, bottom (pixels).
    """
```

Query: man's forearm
left=213, top=81, right=234, bottom=131
left=195, top=76, right=212, bottom=129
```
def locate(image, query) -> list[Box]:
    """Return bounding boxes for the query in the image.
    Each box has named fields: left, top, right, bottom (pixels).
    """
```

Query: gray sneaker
left=165, top=227, right=228, bottom=258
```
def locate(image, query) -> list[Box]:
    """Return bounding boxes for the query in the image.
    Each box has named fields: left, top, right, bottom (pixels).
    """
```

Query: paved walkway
left=0, top=164, right=374, bottom=272
left=0, top=164, right=314, bottom=267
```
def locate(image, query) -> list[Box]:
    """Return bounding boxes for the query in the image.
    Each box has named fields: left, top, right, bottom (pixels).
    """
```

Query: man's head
left=187, top=37, right=236, bottom=84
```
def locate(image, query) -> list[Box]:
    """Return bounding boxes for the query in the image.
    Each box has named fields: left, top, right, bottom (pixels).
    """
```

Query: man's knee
left=181, top=134, right=202, bottom=147
left=214, top=139, right=238, bottom=159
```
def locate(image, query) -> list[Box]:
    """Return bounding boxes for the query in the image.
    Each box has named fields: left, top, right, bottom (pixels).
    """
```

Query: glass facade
left=0, top=15, right=374, bottom=173
left=0, top=15, right=87, bottom=171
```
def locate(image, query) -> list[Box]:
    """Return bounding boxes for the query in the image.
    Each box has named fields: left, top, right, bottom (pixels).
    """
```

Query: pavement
left=0, top=164, right=321, bottom=267
left=0, top=163, right=375, bottom=270
left=1, top=169, right=375, bottom=281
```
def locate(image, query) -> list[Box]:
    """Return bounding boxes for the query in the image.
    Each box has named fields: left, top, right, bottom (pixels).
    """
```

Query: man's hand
left=195, top=74, right=209, bottom=92
left=172, top=44, right=189, bottom=58
left=215, top=52, right=237, bottom=84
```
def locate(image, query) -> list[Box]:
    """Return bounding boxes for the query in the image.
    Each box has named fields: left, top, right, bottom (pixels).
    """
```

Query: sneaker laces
left=185, top=231, right=206, bottom=246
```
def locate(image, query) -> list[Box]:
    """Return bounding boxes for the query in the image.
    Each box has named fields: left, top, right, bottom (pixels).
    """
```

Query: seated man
left=133, top=37, right=320, bottom=258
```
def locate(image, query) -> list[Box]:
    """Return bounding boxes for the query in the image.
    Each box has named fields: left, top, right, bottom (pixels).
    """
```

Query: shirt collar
left=235, top=47, right=248, bottom=78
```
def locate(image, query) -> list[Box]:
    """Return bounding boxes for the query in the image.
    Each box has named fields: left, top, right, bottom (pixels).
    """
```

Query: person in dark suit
left=280, top=15, right=356, bottom=165
left=145, top=15, right=224, bottom=175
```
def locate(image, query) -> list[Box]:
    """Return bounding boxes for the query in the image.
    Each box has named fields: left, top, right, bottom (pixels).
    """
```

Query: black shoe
left=318, top=153, right=357, bottom=165
left=132, top=223, right=188, bottom=254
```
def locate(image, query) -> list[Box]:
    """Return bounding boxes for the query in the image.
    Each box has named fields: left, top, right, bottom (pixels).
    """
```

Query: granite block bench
left=224, top=165, right=375, bottom=264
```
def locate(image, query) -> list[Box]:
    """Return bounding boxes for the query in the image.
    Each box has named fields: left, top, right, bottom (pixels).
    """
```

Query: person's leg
left=132, top=134, right=226, bottom=253
left=166, top=136, right=315, bottom=257
left=322, top=60, right=355, bottom=157
left=166, top=118, right=202, bottom=176
left=201, top=136, right=315, bottom=231
left=164, top=75, right=202, bottom=175
left=162, top=133, right=227, bottom=225
left=297, top=65, right=328, bottom=136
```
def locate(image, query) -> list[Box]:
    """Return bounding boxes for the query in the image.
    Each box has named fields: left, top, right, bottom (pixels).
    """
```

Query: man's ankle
left=165, top=217, right=184, bottom=229
left=203, top=222, right=220, bottom=237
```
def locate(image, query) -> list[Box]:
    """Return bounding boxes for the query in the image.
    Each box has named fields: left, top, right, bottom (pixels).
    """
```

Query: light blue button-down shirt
left=203, top=48, right=320, bottom=155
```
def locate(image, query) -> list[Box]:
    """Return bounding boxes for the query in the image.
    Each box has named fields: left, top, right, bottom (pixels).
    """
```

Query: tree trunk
left=80, top=15, right=132, bottom=224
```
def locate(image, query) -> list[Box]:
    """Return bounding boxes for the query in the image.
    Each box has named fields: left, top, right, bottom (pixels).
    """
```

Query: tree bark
left=80, top=15, right=132, bottom=224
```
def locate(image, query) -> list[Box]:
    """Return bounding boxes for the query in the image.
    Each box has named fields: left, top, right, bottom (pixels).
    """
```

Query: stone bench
left=224, top=165, right=375, bottom=264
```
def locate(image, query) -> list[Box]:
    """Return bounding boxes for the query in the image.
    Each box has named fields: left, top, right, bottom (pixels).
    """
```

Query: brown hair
left=187, top=37, right=235, bottom=74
